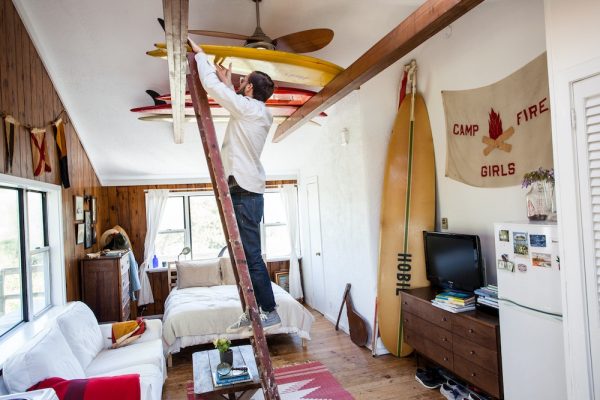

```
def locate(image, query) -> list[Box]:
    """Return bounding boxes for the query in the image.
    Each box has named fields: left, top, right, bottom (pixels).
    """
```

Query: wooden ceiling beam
left=272, top=0, right=483, bottom=143
left=163, top=0, right=189, bottom=144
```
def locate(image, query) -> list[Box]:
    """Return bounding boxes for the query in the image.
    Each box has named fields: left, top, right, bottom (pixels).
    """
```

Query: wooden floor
left=162, top=309, right=444, bottom=399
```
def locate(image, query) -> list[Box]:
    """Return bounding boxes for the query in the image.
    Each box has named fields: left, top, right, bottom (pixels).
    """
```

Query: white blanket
left=162, top=283, right=314, bottom=352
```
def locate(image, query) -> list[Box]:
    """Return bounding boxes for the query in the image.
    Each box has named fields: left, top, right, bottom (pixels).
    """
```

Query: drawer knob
left=442, top=317, right=447, bottom=322
left=442, top=337, right=448, bottom=342
left=443, top=357, right=449, bottom=361
left=404, top=301, right=408, bottom=305
left=470, top=350, right=475, bottom=355
left=404, top=318, right=409, bottom=323
left=468, top=328, right=474, bottom=333
left=471, top=373, right=477, bottom=377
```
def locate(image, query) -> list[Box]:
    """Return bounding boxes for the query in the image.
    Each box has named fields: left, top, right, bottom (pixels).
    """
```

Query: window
left=0, top=187, right=52, bottom=337
left=154, top=193, right=226, bottom=262
left=262, top=191, right=291, bottom=258
left=153, top=188, right=296, bottom=263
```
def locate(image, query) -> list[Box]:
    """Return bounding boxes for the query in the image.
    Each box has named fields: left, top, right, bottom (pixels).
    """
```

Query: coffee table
left=193, top=345, right=262, bottom=400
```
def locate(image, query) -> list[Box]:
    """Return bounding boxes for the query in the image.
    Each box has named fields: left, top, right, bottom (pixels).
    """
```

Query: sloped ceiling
left=13, top=0, right=424, bottom=185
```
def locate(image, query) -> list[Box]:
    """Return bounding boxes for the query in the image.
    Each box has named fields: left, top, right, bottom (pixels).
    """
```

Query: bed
left=161, top=257, right=314, bottom=358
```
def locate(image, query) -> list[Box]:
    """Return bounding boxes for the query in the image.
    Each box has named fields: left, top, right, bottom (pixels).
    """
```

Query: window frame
left=0, top=174, right=65, bottom=345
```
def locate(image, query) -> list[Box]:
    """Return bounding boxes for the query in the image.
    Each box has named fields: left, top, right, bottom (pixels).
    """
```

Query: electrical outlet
left=441, top=217, right=448, bottom=230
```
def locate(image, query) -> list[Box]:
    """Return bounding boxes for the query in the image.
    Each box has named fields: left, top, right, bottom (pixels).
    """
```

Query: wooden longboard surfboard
left=147, top=44, right=344, bottom=87
left=138, top=114, right=290, bottom=124
left=377, top=90, right=435, bottom=357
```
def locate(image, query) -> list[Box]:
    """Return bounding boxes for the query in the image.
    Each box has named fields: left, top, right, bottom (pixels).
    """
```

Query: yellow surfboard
left=148, top=44, right=344, bottom=87
left=377, top=90, right=435, bottom=357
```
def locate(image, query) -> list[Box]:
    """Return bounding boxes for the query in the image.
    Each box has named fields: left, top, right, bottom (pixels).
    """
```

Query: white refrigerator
left=494, top=222, right=566, bottom=400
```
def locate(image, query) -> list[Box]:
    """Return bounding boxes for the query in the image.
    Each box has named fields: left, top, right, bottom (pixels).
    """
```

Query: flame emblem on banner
left=482, top=108, right=514, bottom=156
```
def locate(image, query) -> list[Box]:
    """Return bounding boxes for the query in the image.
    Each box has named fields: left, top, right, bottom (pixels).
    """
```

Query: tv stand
left=401, top=287, right=502, bottom=399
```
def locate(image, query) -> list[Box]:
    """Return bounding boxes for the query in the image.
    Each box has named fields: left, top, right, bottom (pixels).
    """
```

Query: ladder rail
left=186, top=53, right=280, bottom=400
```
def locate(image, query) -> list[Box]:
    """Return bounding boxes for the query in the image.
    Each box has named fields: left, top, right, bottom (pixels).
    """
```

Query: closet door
left=573, top=72, right=600, bottom=396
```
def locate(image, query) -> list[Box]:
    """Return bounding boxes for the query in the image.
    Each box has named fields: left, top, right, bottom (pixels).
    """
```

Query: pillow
left=177, top=259, right=221, bottom=288
left=111, top=318, right=146, bottom=349
left=220, top=257, right=238, bottom=285
left=55, top=302, right=104, bottom=369
left=28, top=374, right=140, bottom=400
left=3, top=324, right=86, bottom=393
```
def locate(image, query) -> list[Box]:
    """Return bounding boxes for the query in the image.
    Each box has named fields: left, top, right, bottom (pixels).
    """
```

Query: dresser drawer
left=402, top=293, right=452, bottom=331
left=452, top=314, right=497, bottom=350
left=405, top=329, right=453, bottom=371
left=453, top=334, right=499, bottom=374
left=403, top=312, right=452, bottom=350
left=454, top=355, right=501, bottom=399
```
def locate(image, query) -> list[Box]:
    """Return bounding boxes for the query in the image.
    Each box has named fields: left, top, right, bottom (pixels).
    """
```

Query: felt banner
left=52, top=118, right=71, bottom=188
left=29, top=127, right=51, bottom=176
left=442, top=53, right=553, bottom=187
left=3, top=115, right=16, bottom=173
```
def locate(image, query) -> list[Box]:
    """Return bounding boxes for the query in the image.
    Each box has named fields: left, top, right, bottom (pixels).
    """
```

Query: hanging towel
left=128, top=251, right=142, bottom=301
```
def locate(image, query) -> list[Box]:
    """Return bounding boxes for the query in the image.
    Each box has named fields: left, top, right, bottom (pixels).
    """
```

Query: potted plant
left=213, top=337, right=233, bottom=365
left=522, top=167, right=555, bottom=221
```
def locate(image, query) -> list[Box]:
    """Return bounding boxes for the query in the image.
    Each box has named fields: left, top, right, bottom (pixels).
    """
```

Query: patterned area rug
left=187, top=361, right=354, bottom=399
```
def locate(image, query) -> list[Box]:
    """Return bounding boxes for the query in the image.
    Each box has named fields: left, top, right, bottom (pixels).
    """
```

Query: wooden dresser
left=401, top=287, right=502, bottom=399
left=81, top=252, right=131, bottom=323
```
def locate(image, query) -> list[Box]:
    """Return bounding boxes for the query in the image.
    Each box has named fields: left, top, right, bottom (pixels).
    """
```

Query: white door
left=573, top=72, right=600, bottom=396
left=306, top=177, right=326, bottom=313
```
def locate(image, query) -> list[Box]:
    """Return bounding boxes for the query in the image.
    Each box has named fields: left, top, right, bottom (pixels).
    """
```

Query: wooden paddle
left=335, top=283, right=369, bottom=347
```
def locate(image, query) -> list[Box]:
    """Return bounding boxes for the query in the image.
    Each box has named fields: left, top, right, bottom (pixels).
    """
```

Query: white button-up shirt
left=195, top=52, right=272, bottom=194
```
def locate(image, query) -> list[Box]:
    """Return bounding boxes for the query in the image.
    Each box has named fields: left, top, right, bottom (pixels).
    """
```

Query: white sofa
left=0, top=302, right=165, bottom=400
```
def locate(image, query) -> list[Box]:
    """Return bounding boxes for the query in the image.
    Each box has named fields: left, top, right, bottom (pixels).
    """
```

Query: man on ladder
left=189, top=38, right=281, bottom=333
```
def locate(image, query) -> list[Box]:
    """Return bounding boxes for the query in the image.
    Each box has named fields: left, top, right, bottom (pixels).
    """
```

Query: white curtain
left=280, top=185, right=303, bottom=299
left=138, top=189, right=170, bottom=306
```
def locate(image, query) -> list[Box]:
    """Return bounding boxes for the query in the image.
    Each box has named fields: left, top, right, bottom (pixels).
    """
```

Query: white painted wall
left=296, top=0, right=547, bottom=349
left=543, top=0, right=600, bottom=398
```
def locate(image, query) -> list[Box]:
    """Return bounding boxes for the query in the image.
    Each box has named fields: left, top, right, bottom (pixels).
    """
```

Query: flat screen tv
left=423, top=231, right=484, bottom=293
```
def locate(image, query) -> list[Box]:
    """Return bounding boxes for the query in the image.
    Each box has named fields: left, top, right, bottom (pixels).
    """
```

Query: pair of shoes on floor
left=440, top=379, right=470, bottom=400
left=415, top=367, right=446, bottom=389
left=226, top=309, right=281, bottom=334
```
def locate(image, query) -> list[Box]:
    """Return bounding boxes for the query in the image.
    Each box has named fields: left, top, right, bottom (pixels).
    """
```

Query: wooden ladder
left=186, top=53, right=281, bottom=400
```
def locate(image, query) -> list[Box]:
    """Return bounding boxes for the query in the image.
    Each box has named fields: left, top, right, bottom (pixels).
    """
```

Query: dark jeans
left=231, top=191, right=276, bottom=312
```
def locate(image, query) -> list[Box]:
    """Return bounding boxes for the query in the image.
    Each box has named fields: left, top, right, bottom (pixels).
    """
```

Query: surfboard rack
left=186, top=53, right=280, bottom=400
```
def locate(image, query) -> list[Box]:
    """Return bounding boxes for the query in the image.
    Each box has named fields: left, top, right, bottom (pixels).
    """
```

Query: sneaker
left=261, top=309, right=281, bottom=331
left=226, top=312, right=252, bottom=333
left=440, top=383, right=465, bottom=400
left=445, top=380, right=470, bottom=399
left=415, top=368, right=445, bottom=389
left=468, top=392, right=489, bottom=400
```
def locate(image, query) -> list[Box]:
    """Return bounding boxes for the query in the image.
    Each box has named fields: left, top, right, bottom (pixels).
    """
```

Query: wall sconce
left=340, top=128, right=350, bottom=146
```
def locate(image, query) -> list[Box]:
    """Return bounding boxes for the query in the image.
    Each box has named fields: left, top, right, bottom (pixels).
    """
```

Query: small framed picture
left=275, top=271, right=290, bottom=292
left=91, top=197, right=97, bottom=223
left=74, top=196, right=84, bottom=221
left=76, top=224, right=84, bottom=245
left=84, top=211, right=92, bottom=249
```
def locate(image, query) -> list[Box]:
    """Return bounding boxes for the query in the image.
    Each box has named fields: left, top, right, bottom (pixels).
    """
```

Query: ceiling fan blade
left=188, top=30, right=250, bottom=41
left=275, top=29, right=334, bottom=53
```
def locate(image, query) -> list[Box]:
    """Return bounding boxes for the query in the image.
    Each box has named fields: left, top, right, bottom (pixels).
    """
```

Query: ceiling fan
left=188, top=0, right=334, bottom=53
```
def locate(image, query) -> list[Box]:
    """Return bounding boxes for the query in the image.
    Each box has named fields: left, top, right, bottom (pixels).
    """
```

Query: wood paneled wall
left=0, top=1, right=106, bottom=301
left=103, top=181, right=296, bottom=316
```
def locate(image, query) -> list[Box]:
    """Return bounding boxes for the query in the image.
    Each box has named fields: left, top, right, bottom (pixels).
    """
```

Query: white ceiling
left=14, top=0, right=424, bottom=185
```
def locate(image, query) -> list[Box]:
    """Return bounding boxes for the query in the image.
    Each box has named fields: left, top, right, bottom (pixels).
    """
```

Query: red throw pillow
left=29, top=374, right=140, bottom=400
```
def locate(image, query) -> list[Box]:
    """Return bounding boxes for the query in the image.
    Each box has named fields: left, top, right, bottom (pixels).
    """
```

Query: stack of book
left=213, top=367, right=252, bottom=387
left=475, top=285, right=499, bottom=310
left=431, top=290, right=476, bottom=313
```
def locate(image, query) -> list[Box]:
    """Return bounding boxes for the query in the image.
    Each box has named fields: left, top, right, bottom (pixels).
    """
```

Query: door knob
left=316, top=252, right=321, bottom=256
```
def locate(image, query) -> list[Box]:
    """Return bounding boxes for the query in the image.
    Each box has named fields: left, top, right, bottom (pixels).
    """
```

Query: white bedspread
left=162, top=283, right=314, bottom=353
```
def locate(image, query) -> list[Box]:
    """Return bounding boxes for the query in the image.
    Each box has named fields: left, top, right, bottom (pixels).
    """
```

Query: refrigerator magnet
left=530, top=234, right=547, bottom=247
left=518, top=263, right=527, bottom=272
left=532, top=252, right=552, bottom=268
left=513, top=232, right=529, bottom=256
left=499, top=230, right=510, bottom=242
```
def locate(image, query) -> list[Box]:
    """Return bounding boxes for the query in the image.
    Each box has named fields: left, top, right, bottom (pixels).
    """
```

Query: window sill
left=0, top=304, right=66, bottom=370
